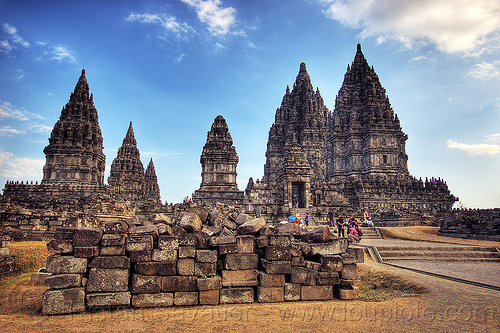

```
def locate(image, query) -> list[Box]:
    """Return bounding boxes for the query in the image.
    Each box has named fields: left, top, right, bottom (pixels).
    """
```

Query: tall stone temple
left=144, top=158, right=161, bottom=205
left=192, top=115, right=244, bottom=204
left=42, top=69, right=106, bottom=187
left=108, top=122, right=146, bottom=201
left=2, top=70, right=161, bottom=212
left=243, top=44, right=457, bottom=223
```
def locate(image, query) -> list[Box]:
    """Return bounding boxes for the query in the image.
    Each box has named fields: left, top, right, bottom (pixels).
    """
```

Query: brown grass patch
left=356, top=265, right=428, bottom=302
left=10, top=241, right=50, bottom=273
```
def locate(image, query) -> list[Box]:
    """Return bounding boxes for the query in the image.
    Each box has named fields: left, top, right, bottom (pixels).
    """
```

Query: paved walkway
left=359, top=237, right=500, bottom=289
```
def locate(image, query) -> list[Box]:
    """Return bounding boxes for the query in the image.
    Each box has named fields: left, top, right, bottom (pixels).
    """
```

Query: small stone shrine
left=192, top=115, right=244, bottom=204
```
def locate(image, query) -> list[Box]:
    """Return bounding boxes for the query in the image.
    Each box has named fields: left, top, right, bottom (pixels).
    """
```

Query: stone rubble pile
left=42, top=208, right=362, bottom=315
left=0, top=232, right=21, bottom=281
left=439, top=208, right=500, bottom=242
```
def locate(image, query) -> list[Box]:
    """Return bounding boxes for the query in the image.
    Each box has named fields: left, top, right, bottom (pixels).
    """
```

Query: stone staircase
left=359, top=227, right=382, bottom=239
left=377, top=245, right=500, bottom=262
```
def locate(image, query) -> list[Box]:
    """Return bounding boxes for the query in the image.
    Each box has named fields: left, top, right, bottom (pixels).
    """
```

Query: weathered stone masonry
left=42, top=208, right=362, bottom=315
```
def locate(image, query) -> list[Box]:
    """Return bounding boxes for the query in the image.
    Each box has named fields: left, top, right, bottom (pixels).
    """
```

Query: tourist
left=348, top=226, right=359, bottom=243
left=328, top=209, right=334, bottom=227
left=295, top=211, right=302, bottom=225
left=349, top=215, right=357, bottom=227
left=336, top=215, right=345, bottom=237
left=304, top=213, right=309, bottom=227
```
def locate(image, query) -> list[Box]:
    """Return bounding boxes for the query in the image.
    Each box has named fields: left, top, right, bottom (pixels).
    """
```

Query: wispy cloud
left=174, top=53, right=187, bottom=63
left=0, top=23, right=30, bottom=54
left=447, top=136, right=500, bottom=155
left=180, top=0, right=238, bottom=36
left=317, top=0, right=500, bottom=56
left=51, top=45, right=77, bottom=64
left=0, top=126, right=25, bottom=136
left=0, top=99, right=50, bottom=136
left=486, top=133, right=500, bottom=144
left=467, top=61, right=500, bottom=81
left=29, top=124, right=52, bottom=133
left=0, top=99, right=44, bottom=121
left=126, top=13, right=196, bottom=38
left=0, top=38, right=14, bottom=54
left=0, top=151, right=44, bottom=180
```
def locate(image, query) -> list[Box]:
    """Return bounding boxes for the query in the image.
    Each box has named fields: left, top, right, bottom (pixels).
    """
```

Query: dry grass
left=9, top=241, right=50, bottom=273
left=357, top=265, right=428, bottom=302
left=379, top=226, right=500, bottom=247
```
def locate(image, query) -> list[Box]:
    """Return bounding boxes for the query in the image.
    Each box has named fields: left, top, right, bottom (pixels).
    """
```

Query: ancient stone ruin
left=42, top=208, right=362, bottom=315
left=439, top=209, right=500, bottom=242
left=1, top=44, right=462, bottom=235
left=0, top=232, right=20, bottom=281
left=243, top=44, right=457, bottom=224
left=192, top=115, right=245, bottom=204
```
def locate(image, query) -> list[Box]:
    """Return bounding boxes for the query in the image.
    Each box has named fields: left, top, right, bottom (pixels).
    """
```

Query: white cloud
left=447, top=139, right=500, bottom=155
left=51, top=45, right=77, bottom=64
left=410, top=56, right=428, bottom=62
left=174, top=53, right=187, bottom=63
left=0, top=151, right=44, bottom=180
left=215, top=42, right=228, bottom=51
left=318, top=0, right=500, bottom=55
left=0, top=38, right=14, bottom=54
left=0, top=126, right=25, bottom=136
left=126, top=13, right=195, bottom=38
left=29, top=124, right=52, bottom=134
left=2, top=23, right=29, bottom=48
left=180, top=0, right=237, bottom=36
left=467, top=61, right=500, bottom=80
left=486, top=133, right=500, bottom=143
left=0, top=99, right=44, bottom=121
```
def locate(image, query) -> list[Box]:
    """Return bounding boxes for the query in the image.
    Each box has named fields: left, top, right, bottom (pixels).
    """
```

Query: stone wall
left=0, top=233, right=21, bottom=281
left=42, top=212, right=362, bottom=315
left=439, top=209, right=500, bottom=242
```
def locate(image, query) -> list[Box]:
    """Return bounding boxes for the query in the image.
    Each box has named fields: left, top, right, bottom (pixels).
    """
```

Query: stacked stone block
left=0, top=233, right=21, bottom=281
left=42, top=212, right=363, bottom=315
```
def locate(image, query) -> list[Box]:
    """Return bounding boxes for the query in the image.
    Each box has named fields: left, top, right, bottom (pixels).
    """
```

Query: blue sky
left=0, top=0, right=499, bottom=208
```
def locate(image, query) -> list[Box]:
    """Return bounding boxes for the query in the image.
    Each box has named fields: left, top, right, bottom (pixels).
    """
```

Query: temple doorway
left=291, top=182, right=305, bottom=208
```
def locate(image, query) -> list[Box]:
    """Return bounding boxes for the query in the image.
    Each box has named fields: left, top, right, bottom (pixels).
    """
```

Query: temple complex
left=243, top=44, right=457, bottom=223
left=1, top=44, right=460, bottom=231
left=1, top=70, right=160, bottom=216
left=192, top=115, right=244, bottom=204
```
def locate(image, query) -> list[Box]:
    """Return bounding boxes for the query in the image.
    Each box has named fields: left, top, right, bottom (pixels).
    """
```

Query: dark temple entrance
left=291, top=182, right=305, bottom=208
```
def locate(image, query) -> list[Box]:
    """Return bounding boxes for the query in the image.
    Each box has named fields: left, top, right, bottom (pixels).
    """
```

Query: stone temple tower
left=192, top=115, right=244, bottom=204
left=42, top=69, right=106, bottom=186
left=263, top=62, right=330, bottom=186
left=144, top=158, right=162, bottom=205
left=108, top=122, right=145, bottom=201
left=326, top=44, right=409, bottom=180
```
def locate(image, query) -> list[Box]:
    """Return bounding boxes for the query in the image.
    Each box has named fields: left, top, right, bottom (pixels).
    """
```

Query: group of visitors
left=287, top=211, right=310, bottom=227
left=182, top=196, right=192, bottom=204
left=328, top=209, right=371, bottom=243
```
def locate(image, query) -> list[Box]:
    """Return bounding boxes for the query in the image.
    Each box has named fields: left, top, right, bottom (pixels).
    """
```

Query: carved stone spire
left=326, top=43, right=409, bottom=179
left=108, top=121, right=145, bottom=201
left=144, top=158, right=161, bottom=205
left=263, top=62, right=329, bottom=185
left=42, top=69, right=106, bottom=186
left=192, top=115, right=244, bottom=204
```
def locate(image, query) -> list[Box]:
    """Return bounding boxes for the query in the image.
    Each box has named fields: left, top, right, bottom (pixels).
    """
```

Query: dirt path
left=1, top=262, right=498, bottom=333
